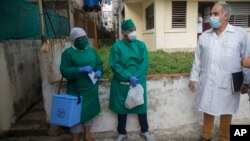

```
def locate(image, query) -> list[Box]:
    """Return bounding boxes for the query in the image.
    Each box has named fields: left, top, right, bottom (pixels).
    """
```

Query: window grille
left=145, top=4, right=154, bottom=30
left=172, top=1, right=186, bottom=28
left=228, top=2, right=250, bottom=28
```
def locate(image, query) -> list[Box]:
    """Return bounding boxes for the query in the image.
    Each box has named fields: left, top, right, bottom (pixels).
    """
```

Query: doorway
left=198, top=2, right=215, bottom=31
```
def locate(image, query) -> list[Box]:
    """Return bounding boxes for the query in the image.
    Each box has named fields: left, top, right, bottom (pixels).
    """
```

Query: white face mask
left=127, top=31, right=137, bottom=41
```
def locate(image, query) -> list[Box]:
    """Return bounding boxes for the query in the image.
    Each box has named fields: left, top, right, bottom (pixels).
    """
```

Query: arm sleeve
left=60, top=50, right=81, bottom=80
left=93, top=49, right=104, bottom=75
left=109, top=44, right=132, bottom=81
left=135, top=42, right=148, bottom=77
left=190, top=40, right=202, bottom=81
left=241, top=29, right=250, bottom=84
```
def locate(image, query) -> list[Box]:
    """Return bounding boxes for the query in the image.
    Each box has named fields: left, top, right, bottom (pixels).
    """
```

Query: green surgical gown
left=60, top=46, right=103, bottom=123
left=109, top=39, right=148, bottom=114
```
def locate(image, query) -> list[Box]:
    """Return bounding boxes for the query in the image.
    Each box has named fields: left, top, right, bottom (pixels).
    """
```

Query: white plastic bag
left=125, top=84, right=144, bottom=109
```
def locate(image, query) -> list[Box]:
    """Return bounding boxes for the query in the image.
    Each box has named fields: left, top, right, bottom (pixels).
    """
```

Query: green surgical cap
left=121, top=19, right=136, bottom=31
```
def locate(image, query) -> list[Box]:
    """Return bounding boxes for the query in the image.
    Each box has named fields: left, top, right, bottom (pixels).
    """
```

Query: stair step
left=31, top=99, right=45, bottom=111
left=7, top=98, right=50, bottom=137
left=8, top=122, right=49, bottom=136
left=19, top=109, right=46, bottom=122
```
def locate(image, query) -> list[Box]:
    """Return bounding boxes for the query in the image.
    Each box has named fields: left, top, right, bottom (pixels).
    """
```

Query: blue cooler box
left=50, top=94, right=82, bottom=127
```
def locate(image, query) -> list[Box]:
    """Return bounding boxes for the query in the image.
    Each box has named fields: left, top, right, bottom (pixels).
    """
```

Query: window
left=249, top=16, right=250, bottom=27
left=228, top=2, right=250, bottom=28
left=145, top=3, right=154, bottom=30
left=172, top=1, right=186, bottom=28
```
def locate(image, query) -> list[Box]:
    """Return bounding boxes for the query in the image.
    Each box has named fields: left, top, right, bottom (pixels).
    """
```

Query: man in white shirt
left=189, top=3, right=250, bottom=141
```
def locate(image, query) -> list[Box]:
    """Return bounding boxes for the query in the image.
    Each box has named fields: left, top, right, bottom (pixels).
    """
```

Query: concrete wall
left=0, top=40, right=42, bottom=131
left=40, top=40, right=250, bottom=139
left=39, top=39, right=71, bottom=119
left=43, top=75, right=250, bottom=139
left=94, top=77, right=250, bottom=139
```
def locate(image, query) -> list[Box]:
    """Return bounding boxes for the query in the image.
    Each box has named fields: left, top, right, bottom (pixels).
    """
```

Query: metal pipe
left=38, top=0, right=45, bottom=39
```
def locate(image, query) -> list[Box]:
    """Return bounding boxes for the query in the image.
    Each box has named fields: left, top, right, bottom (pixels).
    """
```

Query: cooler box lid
left=53, top=94, right=78, bottom=100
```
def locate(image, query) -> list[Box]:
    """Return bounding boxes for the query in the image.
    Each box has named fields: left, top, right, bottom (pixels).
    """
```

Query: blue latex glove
left=78, top=66, right=93, bottom=73
left=129, top=76, right=139, bottom=87
left=94, top=71, right=102, bottom=78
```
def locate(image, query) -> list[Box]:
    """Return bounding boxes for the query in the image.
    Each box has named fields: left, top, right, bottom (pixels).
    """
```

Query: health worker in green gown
left=109, top=19, right=155, bottom=141
left=60, top=27, right=103, bottom=141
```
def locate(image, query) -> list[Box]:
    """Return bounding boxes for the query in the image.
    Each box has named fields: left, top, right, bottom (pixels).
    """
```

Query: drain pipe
left=38, top=0, right=45, bottom=41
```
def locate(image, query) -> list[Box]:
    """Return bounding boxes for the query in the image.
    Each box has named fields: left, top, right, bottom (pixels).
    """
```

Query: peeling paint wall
left=39, top=39, right=71, bottom=119
left=93, top=78, right=250, bottom=135
left=40, top=40, right=250, bottom=137
left=0, top=40, right=42, bottom=131
left=0, top=44, right=14, bottom=131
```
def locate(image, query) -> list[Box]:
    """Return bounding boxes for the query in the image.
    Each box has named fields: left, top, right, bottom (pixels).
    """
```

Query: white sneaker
left=115, top=134, right=127, bottom=141
left=141, top=132, right=155, bottom=141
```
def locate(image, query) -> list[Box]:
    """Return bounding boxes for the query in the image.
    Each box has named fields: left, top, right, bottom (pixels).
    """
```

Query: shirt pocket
left=223, top=41, right=238, bottom=57
left=220, top=40, right=242, bottom=71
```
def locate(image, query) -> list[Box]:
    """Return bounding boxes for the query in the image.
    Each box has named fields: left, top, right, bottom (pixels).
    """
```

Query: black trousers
left=117, top=113, right=149, bottom=135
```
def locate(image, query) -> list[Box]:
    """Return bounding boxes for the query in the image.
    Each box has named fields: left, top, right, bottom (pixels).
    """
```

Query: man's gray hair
left=216, top=2, right=231, bottom=21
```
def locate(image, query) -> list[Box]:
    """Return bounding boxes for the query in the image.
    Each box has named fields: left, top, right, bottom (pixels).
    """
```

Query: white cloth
left=190, top=24, right=250, bottom=115
left=125, top=84, right=144, bottom=109
left=197, top=17, right=203, bottom=33
left=88, top=71, right=97, bottom=84
left=70, top=27, right=87, bottom=41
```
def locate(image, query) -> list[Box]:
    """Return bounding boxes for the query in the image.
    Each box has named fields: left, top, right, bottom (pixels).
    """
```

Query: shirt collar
left=225, top=24, right=235, bottom=33
left=207, top=23, right=235, bottom=33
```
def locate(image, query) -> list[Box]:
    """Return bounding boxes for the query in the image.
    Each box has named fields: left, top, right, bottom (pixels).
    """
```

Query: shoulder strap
left=57, top=76, right=63, bottom=95
left=58, top=76, right=81, bottom=104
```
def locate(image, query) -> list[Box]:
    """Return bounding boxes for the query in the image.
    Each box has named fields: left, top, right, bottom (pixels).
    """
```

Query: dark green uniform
left=60, top=46, right=103, bottom=123
left=109, top=39, right=148, bottom=114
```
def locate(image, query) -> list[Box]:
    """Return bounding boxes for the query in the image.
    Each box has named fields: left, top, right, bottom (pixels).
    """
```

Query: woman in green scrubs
left=60, top=27, right=103, bottom=141
left=109, top=19, right=155, bottom=141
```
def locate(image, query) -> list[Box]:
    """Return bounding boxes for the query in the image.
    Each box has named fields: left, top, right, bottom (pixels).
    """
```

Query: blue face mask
left=209, top=16, right=221, bottom=29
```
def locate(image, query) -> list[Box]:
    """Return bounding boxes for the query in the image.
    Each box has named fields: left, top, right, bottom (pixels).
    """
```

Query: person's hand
left=188, top=80, right=196, bottom=93
left=240, top=84, right=249, bottom=94
left=94, top=71, right=102, bottom=78
left=129, top=76, right=139, bottom=87
left=241, top=57, right=250, bottom=68
left=78, top=66, right=93, bottom=73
